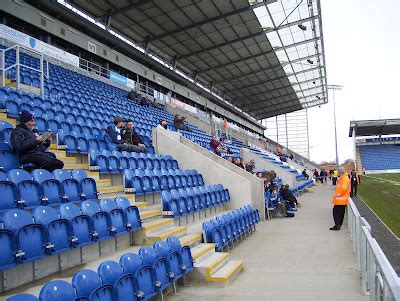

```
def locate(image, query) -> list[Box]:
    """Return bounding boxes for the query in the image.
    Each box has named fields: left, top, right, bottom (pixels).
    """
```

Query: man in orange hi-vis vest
left=330, top=167, right=351, bottom=231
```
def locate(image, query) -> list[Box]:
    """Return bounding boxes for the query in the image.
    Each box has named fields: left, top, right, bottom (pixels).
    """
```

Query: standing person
left=121, top=119, right=147, bottom=153
left=350, top=170, right=361, bottom=196
left=330, top=167, right=351, bottom=230
left=302, top=169, right=309, bottom=180
left=332, top=169, right=338, bottom=185
left=11, top=110, right=64, bottom=172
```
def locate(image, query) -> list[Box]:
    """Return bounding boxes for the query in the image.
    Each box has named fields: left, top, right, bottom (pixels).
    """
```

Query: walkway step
left=208, top=260, right=243, bottom=283
left=63, top=163, right=89, bottom=170
left=139, top=209, right=161, bottom=220
left=191, top=243, right=216, bottom=262
left=96, top=179, right=112, bottom=187
left=98, top=186, right=124, bottom=194
left=146, top=225, right=187, bottom=241
left=142, top=218, right=174, bottom=232
left=180, top=233, right=202, bottom=247
left=59, top=156, right=78, bottom=164
left=52, top=150, right=67, bottom=157
left=0, top=114, right=16, bottom=125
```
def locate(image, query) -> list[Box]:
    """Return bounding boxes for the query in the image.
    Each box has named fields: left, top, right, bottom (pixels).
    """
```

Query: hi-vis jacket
left=332, top=172, right=351, bottom=205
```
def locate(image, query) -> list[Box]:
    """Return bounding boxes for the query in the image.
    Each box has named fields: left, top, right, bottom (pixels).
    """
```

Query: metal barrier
left=0, top=44, right=48, bottom=96
left=347, top=198, right=400, bottom=299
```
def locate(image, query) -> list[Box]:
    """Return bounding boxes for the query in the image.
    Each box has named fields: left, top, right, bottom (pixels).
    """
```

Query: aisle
left=169, top=184, right=368, bottom=301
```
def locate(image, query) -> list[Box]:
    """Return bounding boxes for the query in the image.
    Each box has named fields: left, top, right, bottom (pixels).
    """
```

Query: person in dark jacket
left=280, top=184, right=299, bottom=208
left=106, top=117, right=142, bottom=153
left=173, top=114, right=192, bottom=132
left=121, top=119, right=146, bottom=153
left=302, top=169, right=309, bottom=180
left=11, top=110, right=64, bottom=172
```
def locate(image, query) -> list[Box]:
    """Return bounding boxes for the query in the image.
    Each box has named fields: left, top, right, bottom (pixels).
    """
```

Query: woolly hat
left=20, top=110, right=34, bottom=123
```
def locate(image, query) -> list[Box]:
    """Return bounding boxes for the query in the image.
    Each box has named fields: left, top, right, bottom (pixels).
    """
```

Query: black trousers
left=333, top=205, right=346, bottom=227
left=332, top=177, right=337, bottom=185
left=22, top=153, right=64, bottom=172
left=351, top=183, right=358, bottom=196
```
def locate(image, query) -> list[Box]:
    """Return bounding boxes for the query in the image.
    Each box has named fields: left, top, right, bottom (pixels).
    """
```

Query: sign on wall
left=88, top=41, right=97, bottom=54
left=0, top=24, right=79, bottom=67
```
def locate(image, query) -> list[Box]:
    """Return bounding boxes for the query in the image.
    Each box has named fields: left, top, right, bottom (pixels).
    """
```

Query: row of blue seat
left=161, top=184, right=230, bottom=219
left=203, top=205, right=260, bottom=251
left=0, top=196, right=141, bottom=270
left=0, top=168, right=99, bottom=210
left=6, top=236, right=193, bottom=301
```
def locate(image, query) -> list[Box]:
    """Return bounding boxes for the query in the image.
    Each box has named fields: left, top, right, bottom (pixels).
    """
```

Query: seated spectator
left=11, top=110, right=64, bottom=172
left=226, top=156, right=233, bottom=163
left=128, top=89, right=140, bottom=101
left=302, top=169, right=309, bottom=180
left=245, top=159, right=255, bottom=172
left=266, top=170, right=276, bottom=186
left=280, top=184, right=299, bottom=209
left=210, top=135, right=230, bottom=156
left=270, top=189, right=294, bottom=218
left=121, top=119, right=146, bottom=153
left=106, top=117, right=142, bottom=153
left=157, top=119, right=168, bottom=129
left=173, top=114, right=193, bottom=132
left=234, top=157, right=245, bottom=169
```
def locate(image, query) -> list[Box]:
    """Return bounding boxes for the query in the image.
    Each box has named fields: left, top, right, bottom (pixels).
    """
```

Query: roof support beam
left=145, top=2, right=266, bottom=43
left=197, top=37, right=319, bottom=75
left=214, top=53, right=321, bottom=84
left=98, top=0, right=154, bottom=19
left=177, top=15, right=318, bottom=60
left=227, top=66, right=322, bottom=93
left=253, top=104, right=303, bottom=119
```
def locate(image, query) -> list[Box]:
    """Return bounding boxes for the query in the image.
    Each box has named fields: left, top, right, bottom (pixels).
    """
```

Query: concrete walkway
left=169, top=184, right=367, bottom=301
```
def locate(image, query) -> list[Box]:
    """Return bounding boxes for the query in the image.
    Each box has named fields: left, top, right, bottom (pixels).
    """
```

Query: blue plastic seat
left=81, top=200, right=113, bottom=240
left=89, top=149, right=109, bottom=173
left=0, top=180, right=19, bottom=210
left=7, top=169, right=42, bottom=209
left=97, top=260, right=124, bottom=285
left=72, top=269, right=102, bottom=299
left=167, top=236, right=194, bottom=274
left=32, top=169, right=64, bottom=205
left=6, top=293, right=39, bottom=301
left=1, top=209, right=47, bottom=262
left=119, top=252, right=142, bottom=274
left=39, top=280, right=75, bottom=301
left=0, top=228, right=17, bottom=270
left=32, top=206, right=71, bottom=254
left=99, top=199, right=127, bottom=235
left=154, top=240, right=184, bottom=281
left=114, top=196, right=142, bottom=231
left=58, top=203, right=94, bottom=247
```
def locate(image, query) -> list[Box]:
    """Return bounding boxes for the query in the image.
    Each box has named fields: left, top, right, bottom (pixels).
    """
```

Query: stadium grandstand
left=0, top=1, right=398, bottom=301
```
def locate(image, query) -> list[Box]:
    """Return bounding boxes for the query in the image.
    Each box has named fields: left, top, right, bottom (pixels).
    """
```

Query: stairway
left=356, top=146, right=363, bottom=173
left=190, top=242, right=244, bottom=285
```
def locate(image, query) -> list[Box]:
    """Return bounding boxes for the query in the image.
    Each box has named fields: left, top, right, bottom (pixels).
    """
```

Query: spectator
left=289, top=153, right=294, bottom=160
left=245, top=159, right=255, bottom=173
left=210, top=135, right=222, bottom=156
left=106, top=117, right=141, bottom=153
left=157, top=119, right=168, bottom=129
left=302, top=169, right=309, bottom=180
left=332, top=169, right=338, bottom=185
left=280, top=184, right=299, bottom=208
left=128, top=89, right=140, bottom=101
left=226, top=156, right=233, bottom=163
left=10, top=110, right=64, bottom=172
left=121, top=119, right=146, bottom=153
left=265, top=170, right=276, bottom=186
left=271, top=189, right=294, bottom=218
left=350, top=170, right=361, bottom=196
left=234, top=157, right=245, bottom=169
left=173, top=114, right=193, bottom=132
left=320, top=169, right=328, bottom=185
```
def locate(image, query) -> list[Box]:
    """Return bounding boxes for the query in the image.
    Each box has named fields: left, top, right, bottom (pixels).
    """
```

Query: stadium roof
left=349, top=119, right=400, bottom=137
left=32, top=0, right=327, bottom=120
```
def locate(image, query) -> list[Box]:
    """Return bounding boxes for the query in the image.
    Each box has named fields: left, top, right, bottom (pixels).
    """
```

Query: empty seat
left=8, top=169, right=42, bottom=209
left=1, top=209, right=48, bottom=262
left=81, top=200, right=113, bottom=240
left=32, top=169, right=64, bottom=205
left=32, top=206, right=71, bottom=254
left=6, top=294, right=39, bottom=301
left=39, top=280, right=75, bottom=301
left=99, top=199, right=127, bottom=235
left=114, top=196, right=142, bottom=231
left=72, top=269, right=102, bottom=299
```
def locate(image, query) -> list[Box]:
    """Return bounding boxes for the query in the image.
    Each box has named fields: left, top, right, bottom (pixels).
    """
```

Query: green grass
left=358, top=174, right=400, bottom=237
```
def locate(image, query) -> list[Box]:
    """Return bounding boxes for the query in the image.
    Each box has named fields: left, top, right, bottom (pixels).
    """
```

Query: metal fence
left=347, top=199, right=400, bottom=300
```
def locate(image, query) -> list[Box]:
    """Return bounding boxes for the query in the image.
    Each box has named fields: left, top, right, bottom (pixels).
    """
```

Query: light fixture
left=307, top=59, right=314, bottom=64
left=298, top=24, right=307, bottom=31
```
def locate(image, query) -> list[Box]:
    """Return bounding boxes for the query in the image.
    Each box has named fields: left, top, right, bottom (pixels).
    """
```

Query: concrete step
left=142, top=218, right=174, bottom=232
left=179, top=233, right=202, bottom=248
left=63, top=163, right=89, bottom=170
left=59, top=156, right=78, bottom=164
left=98, top=185, right=124, bottom=194
left=208, top=260, right=243, bottom=284
left=194, top=252, right=230, bottom=281
left=96, top=179, right=112, bottom=188
left=139, top=209, right=162, bottom=220
left=87, top=171, right=101, bottom=180
left=52, top=150, right=67, bottom=157
left=0, top=113, right=16, bottom=125
left=191, top=243, right=216, bottom=262
left=145, top=225, right=187, bottom=242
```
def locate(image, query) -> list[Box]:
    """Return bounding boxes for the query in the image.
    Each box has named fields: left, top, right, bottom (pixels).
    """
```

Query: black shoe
left=330, top=225, right=340, bottom=230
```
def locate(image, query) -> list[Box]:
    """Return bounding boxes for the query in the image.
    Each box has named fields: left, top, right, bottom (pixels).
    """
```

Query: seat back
left=31, top=169, right=53, bottom=184
left=72, top=269, right=102, bottom=298
left=138, top=246, right=158, bottom=266
left=0, top=229, right=16, bottom=269
left=53, top=169, right=71, bottom=182
left=0, top=181, right=18, bottom=210
left=71, top=169, right=87, bottom=182
left=39, top=280, right=75, bottom=301
left=32, top=206, right=59, bottom=225
left=97, top=260, right=124, bottom=286
left=7, top=169, right=31, bottom=185
left=6, top=294, right=39, bottom=301
left=119, top=252, right=142, bottom=274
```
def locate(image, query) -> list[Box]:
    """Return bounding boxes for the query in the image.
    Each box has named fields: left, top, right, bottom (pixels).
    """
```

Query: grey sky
left=307, top=0, right=400, bottom=163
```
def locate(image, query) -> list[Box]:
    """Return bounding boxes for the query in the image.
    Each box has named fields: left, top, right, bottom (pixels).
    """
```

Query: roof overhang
left=349, top=119, right=400, bottom=137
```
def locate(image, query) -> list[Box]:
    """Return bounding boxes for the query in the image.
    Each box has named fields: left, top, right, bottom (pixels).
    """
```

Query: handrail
left=347, top=198, right=400, bottom=299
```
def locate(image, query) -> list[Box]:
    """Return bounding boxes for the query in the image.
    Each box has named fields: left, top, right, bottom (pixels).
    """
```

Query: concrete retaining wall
left=241, top=148, right=297, bottom=187
left=152, top=128, right=265, bottom=220
left=165, top=104, right=211, bottom=134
